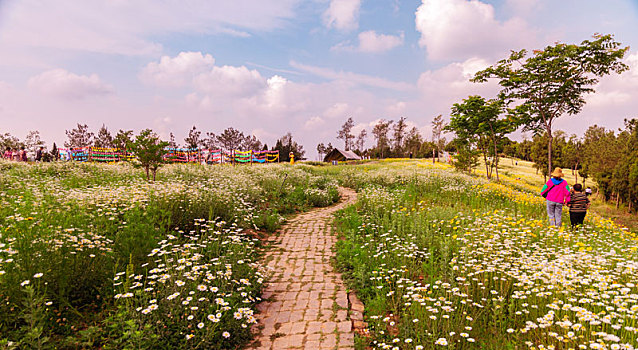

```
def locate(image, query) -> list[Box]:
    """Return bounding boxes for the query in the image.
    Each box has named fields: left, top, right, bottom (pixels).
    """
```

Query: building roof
left=323, top=148, right=361, bottom=161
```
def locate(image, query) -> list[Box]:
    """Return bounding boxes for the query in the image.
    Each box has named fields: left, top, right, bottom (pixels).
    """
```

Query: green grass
left=0, top=161, right=340, bottom=349
left=327, top=159, right=638, bottom=349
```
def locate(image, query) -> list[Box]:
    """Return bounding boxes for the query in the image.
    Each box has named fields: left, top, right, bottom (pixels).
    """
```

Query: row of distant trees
left=1, top=124, right=306, bottom=163
left=318, top=115, right=446, bottom=161
left=502, top=122, right=638, bottom=212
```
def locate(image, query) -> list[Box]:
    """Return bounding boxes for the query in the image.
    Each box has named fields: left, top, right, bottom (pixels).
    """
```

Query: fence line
left=57, top=147, right=279, bottom=164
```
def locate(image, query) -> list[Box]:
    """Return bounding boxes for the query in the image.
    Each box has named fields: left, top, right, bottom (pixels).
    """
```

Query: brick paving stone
left=320, top=334, right=337, bottom=349
left=339, top=333, right=355, bottom=347
left=321, top=321, right=337, bottom=333
left=250, top=188, right=357, bottom=349
left=337, top=321, right=352, bottom=333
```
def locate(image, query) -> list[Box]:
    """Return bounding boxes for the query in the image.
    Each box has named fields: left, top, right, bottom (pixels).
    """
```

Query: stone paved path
left=250, top=188, right=357, bottom=350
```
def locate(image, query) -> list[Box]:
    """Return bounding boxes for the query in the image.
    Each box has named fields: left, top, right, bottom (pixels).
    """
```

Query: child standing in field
left=541, top=167, right=571, bottom=227
left=567, top=183, right=589, bottom=228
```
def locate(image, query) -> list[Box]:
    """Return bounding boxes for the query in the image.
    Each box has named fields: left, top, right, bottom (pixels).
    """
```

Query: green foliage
left=446, top=95, right=516, bottom=180
left=128, top=129, right=169, bottom=181
left=0, top=161, right=339, bottom=347
left=450, top=138, right=480, bottom=173
left=473, top=34, right=629, bottom=174
left=330, top=161, right=638, bottom=349
left=272, top=132, right=305, bottom=161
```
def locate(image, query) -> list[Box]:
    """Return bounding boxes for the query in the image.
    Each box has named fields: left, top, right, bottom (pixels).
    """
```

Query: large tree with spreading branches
left=472, top=34, right=629, bottom=174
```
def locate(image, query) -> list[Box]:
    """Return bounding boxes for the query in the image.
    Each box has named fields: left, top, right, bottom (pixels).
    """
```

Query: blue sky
left=1, top=0, right=637, bottom=159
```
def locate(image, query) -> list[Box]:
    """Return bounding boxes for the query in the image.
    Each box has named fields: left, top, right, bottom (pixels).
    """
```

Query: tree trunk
left=432, top=149, right=435, bottom=164
left=482, top=150, right=490, bottom=180
left=574, top=162, right=579, bottom=184
left=547, top=129, right=553, bottom=175
left=494, top=139, right=499, bottom=182
left=616, top=192, right=620, bottom=209
left=145, top=166, right=150, bottom=181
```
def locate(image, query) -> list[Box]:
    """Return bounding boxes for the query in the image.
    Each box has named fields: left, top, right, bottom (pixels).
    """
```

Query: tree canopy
left=472, top=34, right=629, bottom=174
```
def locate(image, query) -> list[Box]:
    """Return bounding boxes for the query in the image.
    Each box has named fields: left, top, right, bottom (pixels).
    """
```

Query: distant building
left=323, top=148, right=361, bottom=162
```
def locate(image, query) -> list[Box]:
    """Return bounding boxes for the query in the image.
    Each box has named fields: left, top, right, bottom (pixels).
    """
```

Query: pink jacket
left=541, top=178, right=571, bottom=204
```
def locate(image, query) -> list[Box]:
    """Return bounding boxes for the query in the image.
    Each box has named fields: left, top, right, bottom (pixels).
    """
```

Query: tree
left=168, top=132, right=177, bottom=148
left=0, top=132, right=22, bottom=150
left=581, top=125, right=624, bottom=200
left=317, top=143, right=327, bottom=161
left=49, top=142, right=59, bottom=161
left=216, top=127, right=245, bottom=152
left=446, top=96, right=515, bottom=180
left=530, top=133, right=550, bottom=180
left=202, top=132, right=217, bottom=150
left=372, top=119, right=393, bottom=158
left=184, top=126, right=202, bottom=150
left=325, top=142, right=334, bottom=154
left=242, top=134, right=262, bottom=151
left=24, top=131, right=45, bottom=154
left=273, top=132, right=305, bottom=162
left=516, top=139, right=533, bottom=161
left=65, top=123, right=94, bottom=148
left=404, top=127, right=423, bottom=157
left=129, top=129, right=169, bottom=181
left=450, top=138, right=480, bottom=174
left=94, top=124, right=114, bottom=148
left=431, top=115, right=446, bottom=162
left=392, top=117, right=408, bottom=156
left=113, top=130, right=134, bottom=151
left=472, top=34, right=629, bottom=175
left=355, top=129, right=367, bottom=154
left=337, top=117, right=355, bottom=151
left=613, top=119, right=638, bottom=212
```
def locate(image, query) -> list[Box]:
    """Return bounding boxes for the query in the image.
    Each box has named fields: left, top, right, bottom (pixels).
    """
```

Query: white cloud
left=304, top=116, right=325, bottom=129
left=358, top=31, right=404, bottom=53
left=323, top=103, right=351, bottom=119
left=264, top=75, right=289, bottom=108
left=193, top=66, right=266, bottom=98
left=415, top=0, right=535, bottom=61
left=142, top=52, right=266, bottom=99
left=385, top=101, right=406, bottom=116
left=290, top=61, right=413, bottom=91
left=416, top=57, right=498, bottom=114
left=570, top=51, right=638, bottom=132
left=323, top=0, right=361, bottom=31
left=140, top=52, right=216, bottom=87
left=28, top=69, right=113, bottom=100
left=332, top=31, right=404, bottom=53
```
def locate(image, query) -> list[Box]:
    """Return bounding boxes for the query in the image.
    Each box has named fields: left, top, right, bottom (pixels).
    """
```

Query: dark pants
left=570, top=211, right=586, bottom=227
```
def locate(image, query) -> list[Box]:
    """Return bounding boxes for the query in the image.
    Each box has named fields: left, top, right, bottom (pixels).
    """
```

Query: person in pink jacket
left=541, top=168, right=571, bottom=227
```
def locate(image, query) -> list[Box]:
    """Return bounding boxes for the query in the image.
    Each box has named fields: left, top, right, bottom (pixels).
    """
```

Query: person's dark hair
left=574, top=183, right=582, bottom=191
left=21, top=146, right=25, bottom=150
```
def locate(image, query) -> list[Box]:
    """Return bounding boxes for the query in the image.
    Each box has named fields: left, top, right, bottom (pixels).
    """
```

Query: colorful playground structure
left=57, top=147, right=280, bottom=164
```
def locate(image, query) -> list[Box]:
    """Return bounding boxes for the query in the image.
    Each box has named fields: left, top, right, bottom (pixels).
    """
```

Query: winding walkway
left=250, top=188, right=357, bottom=350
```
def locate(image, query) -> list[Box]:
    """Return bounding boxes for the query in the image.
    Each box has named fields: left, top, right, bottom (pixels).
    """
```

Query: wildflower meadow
left=1, top=158, right=637, bottom=350
left=0, top=160, right=338, bottom=349
left=330, top=160, right=638, bottom=350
